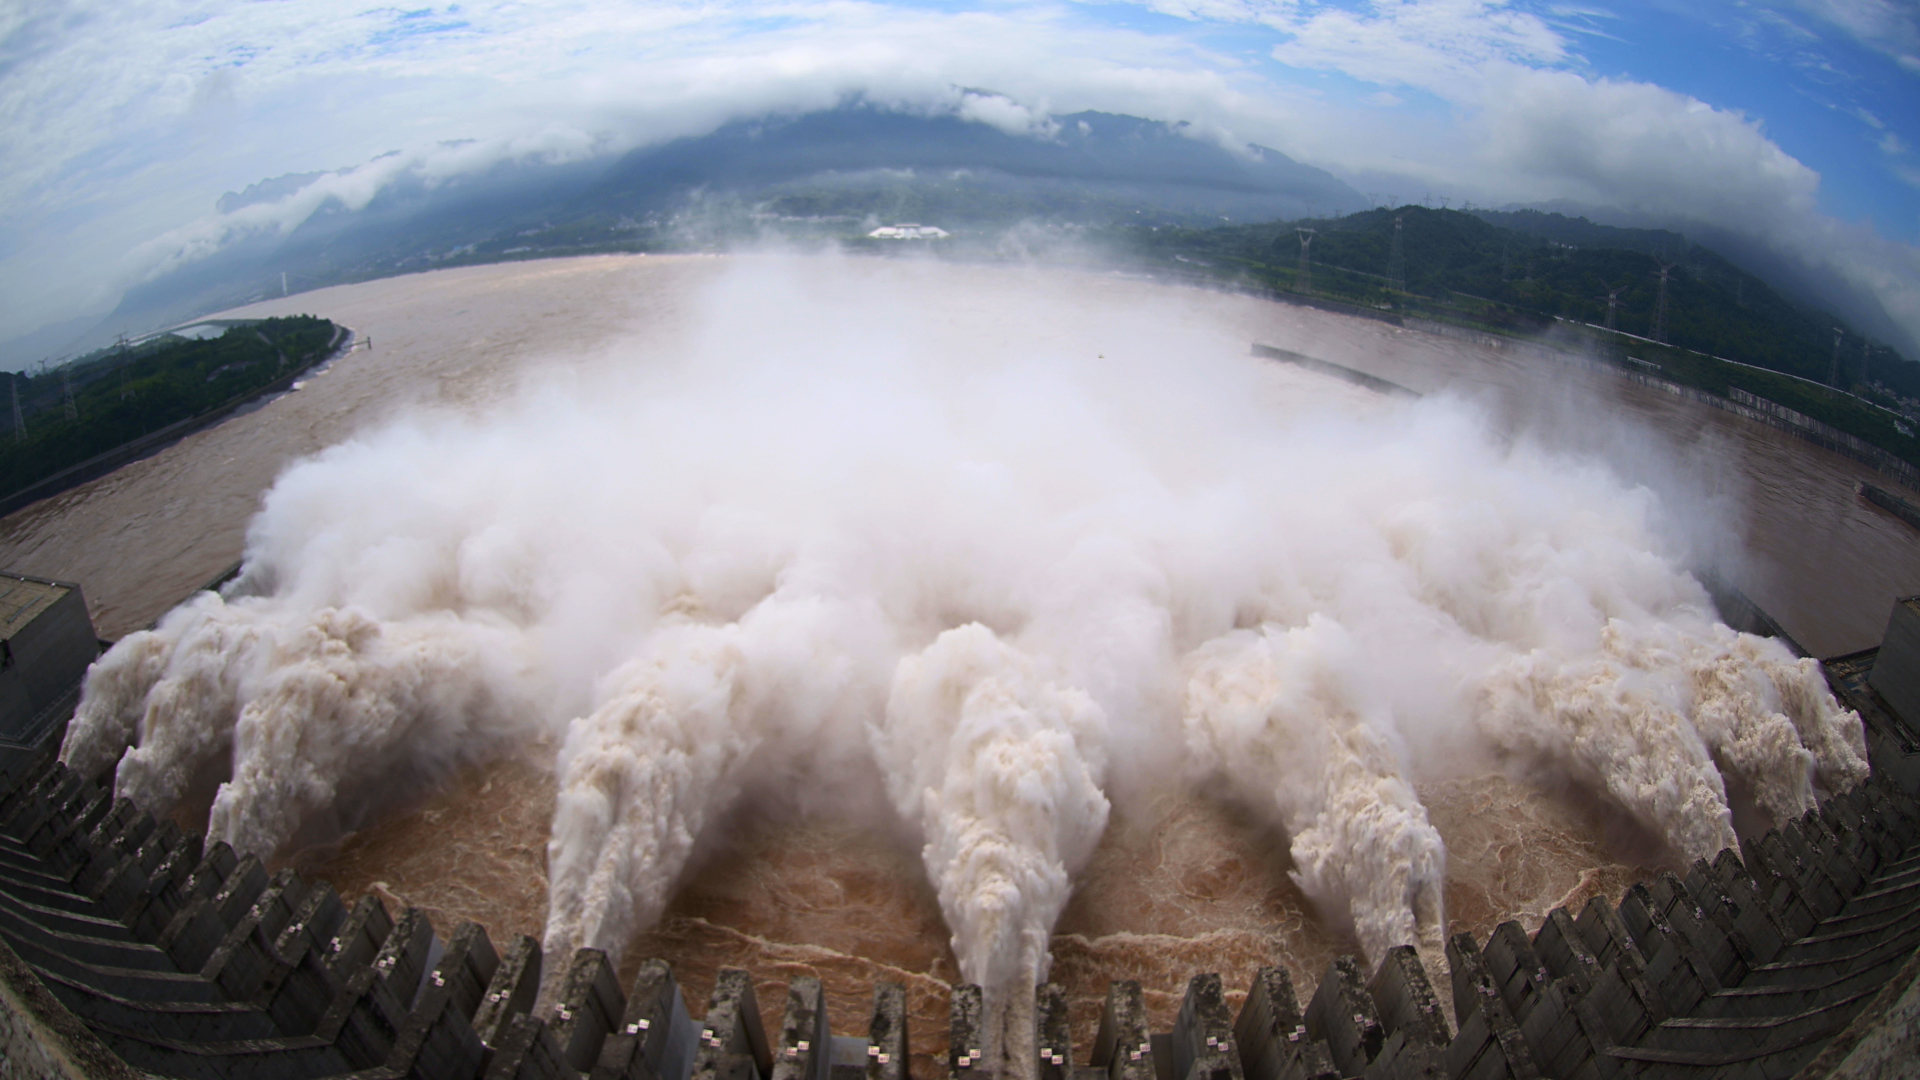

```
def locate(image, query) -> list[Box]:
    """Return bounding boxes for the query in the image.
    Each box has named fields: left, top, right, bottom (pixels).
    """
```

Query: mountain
left=577, top=107, right=1365, bottom=222
left=1468, top=209, right=1689, bottom=259
left=216, top=171, right=331, bottom=215
left=70, top=104, right=1365, bottom=348
left=41, top=103, right=1909, bottom=390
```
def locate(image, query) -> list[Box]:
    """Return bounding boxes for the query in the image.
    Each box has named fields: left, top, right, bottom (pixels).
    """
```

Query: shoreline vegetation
left=0, top=317, right=344, bottom=517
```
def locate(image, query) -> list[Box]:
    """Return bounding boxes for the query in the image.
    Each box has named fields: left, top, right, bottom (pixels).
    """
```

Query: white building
left=866, top=223, right=950, bottom=240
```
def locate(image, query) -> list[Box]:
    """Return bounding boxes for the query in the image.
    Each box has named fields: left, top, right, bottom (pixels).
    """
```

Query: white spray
left=1183, top=618, right=1446, bottom=965
left=874, top=625, right=1111, bottom=1071
left=61, top=257, right=1865, bottom=1045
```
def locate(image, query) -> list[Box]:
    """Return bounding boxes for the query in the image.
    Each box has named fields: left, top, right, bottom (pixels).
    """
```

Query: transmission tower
left=1296, top=227, right=1317, bottom=293
left=1831, top=328, right=1844, bottom=388
left=10, top=377, right=23, bottom=445
left=1652, top=261, right=1676, bottom=344
left=116, top=334, right=132, bottom=399
left=1602, top=285, right=1628, bottom=333
left=61, top=366, right=76, bottom=421
left=1387, top=216, right=1405, bottom=294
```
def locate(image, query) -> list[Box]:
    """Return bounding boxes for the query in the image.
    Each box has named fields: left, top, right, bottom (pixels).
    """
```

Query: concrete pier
left=1091, top=979, right=1153, bottom=1080
left=862, top=983, right=907, bottom=1080
left=691, top=968, right=772, bottom=1080
left=769, top=975, right=827, bottom=1080
left=1234, top=965, right=1338, bottom=1080
left=945, top=983, right=982, bottom=1077
left=1172, top=973, right=1241, bottom=1080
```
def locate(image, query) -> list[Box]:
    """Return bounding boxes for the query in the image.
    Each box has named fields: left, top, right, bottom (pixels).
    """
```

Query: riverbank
left=0, top=322, right=351, bottom=519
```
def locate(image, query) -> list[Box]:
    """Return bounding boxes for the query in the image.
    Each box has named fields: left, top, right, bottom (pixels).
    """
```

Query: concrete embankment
left=1251, top=342, right=1422, bottom=399
left=1859, top=482, right=1920, bottom=533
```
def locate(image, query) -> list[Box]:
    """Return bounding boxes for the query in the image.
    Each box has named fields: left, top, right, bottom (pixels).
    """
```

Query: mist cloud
left=62, top=258, right=1865, bottom=1073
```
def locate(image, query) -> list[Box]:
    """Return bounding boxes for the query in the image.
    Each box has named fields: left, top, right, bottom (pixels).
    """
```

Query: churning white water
left=60, top=255, right=1867, bottom=1073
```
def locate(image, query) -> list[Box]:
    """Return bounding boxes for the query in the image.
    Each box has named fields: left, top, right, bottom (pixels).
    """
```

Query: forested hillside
left=0, top=316, right=337, bottom=497
left=1116, top=206, right=1913, bottom=400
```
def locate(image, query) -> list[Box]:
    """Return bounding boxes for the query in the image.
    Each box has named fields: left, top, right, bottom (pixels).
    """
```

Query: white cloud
left=1473, top=68, right=1820, bottom=222
left=1125, top=2, right=1920, bottom=352
left=1, top=1, right=1295, bottom=340
left=123, top=127, right=608, bottom=283
left=1784, top=0, right=1920, bottom=71
left=954, top=89, right=1061, bottom=138
left=1154, top=3, right=1822, bottom=229
left=1462, top=63, right=1920, bottom=352
left=2, top=0, right=1917, bottom=358
left=1266, top=0, right=1569, bottom=98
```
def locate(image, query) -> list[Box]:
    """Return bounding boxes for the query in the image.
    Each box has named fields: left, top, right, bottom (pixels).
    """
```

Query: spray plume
left=63, top=257, right=1865, bottom=1065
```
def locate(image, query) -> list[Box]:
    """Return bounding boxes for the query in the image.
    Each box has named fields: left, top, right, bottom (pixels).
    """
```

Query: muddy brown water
left=7, top=255, right=1917, bottom=1076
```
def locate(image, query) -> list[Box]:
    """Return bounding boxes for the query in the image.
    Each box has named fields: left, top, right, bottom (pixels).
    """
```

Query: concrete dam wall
left=1, top=728, right=1918, bottom=1079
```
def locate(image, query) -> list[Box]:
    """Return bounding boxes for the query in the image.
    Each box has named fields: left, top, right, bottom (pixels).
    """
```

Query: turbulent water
left=6, top=255, right=1912, bottom=1077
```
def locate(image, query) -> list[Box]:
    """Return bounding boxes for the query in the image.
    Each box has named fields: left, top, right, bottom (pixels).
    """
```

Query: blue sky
left=1, top=0, right=1916, bottom=353
left=1560, top=1, right=1918, bottom=235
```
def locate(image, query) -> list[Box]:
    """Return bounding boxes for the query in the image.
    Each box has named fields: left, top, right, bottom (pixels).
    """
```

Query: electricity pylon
left=1296, top=227, right=1317, bottom=293
left=1652, top=262, right=1676, bottom=344
left=116, top=334, right=132, bottom=399
left=1387, top=216, right=1405, bottom=295
left=1602, top=285, right=1628, bottom=333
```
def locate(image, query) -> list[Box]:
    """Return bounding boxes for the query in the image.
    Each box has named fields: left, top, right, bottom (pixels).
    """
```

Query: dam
left=2, top=740, right=1916, bottom=1076
left=1, top=255, right=1918, bottom=1076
